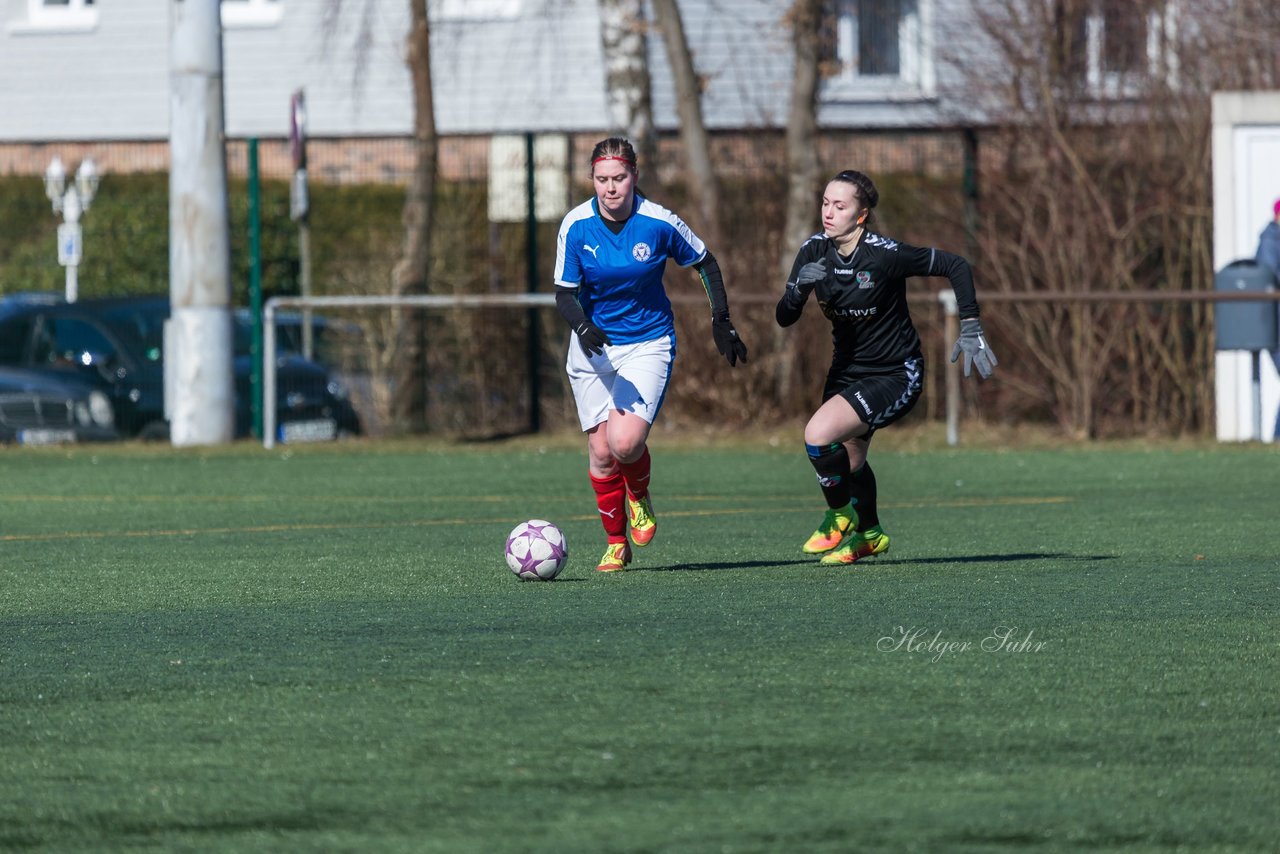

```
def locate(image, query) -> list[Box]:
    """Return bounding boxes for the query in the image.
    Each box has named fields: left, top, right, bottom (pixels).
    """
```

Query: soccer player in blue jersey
left=554, top=137, right=748, bottom=572
left=777, top=170, right=997, bottom=565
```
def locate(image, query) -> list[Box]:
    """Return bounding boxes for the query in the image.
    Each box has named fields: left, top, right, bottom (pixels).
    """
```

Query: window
left=10, top=0, right=98, bottom=33
left=825, top=0, right=934, bottom=98
left=221, top=0, right=282, bottom=29
left=33, top=317, right=117, bottom=371
left=1055, top=0, right=1178, bottom=98
left=0, top=318, right=33, bottom=365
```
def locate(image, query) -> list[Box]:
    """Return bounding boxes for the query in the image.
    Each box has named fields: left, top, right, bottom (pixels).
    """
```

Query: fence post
left=263, top=299, right=278, bottom=449
left=525, top=132, right=541, bottom=433
left=938, top=290, right=959, bottom=446
left=248, top=138, right=264, bottom=439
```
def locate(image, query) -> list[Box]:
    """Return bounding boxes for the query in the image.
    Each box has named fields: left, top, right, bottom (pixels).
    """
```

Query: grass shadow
left=873, top=552, right=1116, bottom=566
left=631, top=559, right=817, bottom=573
left=632, top=552, right=1115, bottom=573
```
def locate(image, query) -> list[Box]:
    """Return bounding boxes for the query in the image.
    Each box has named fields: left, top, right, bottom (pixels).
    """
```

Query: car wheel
left=137, top=421, right=170, bottom=442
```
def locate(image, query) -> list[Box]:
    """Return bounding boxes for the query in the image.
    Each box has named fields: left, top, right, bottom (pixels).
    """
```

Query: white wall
left=1, top=0, right=966, bottom=144
left=1212, top=91, right=1280, bottom=442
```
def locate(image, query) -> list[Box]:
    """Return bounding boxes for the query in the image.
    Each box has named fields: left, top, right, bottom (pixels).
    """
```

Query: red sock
left=590, top=471, right=627, bottom=542
left=617, top=447, right=651, bottom=500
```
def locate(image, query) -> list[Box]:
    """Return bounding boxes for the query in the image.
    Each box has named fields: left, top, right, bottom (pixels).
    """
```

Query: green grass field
left=2, top=436, right=1278, bottom=852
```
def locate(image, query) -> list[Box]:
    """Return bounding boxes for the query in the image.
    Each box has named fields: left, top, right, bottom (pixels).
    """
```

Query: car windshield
left=99, top=302, right=167, bottom=363
left=97, top=302, right=260, bottom=360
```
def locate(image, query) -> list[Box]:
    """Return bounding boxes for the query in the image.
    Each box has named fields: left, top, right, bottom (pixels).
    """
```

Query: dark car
left=0, top=296, right=360, bottom=441
left=0, top=365, right=119, bottom=445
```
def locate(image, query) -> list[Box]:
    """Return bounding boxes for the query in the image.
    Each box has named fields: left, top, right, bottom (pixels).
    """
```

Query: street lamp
left=43, top=156, right=100, bottom=303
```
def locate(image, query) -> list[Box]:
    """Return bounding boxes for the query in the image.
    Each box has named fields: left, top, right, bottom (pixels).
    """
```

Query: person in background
left=1255, top=197, right=1280, bottom=439
left=554, top=137, right=748, bottom=573
left=1256, top=198, right=1280, bottom=279
left=776, top=169, right=996, bottom=565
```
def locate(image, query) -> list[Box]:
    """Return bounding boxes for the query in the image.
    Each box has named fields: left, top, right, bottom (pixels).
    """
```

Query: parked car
left=0, top=365, right=118, bottom=445
left=0, top=296, right=360, bottom=442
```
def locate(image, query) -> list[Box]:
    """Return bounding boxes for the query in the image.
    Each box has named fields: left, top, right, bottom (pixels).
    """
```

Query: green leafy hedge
left=0, top=174, right=411, bottom=303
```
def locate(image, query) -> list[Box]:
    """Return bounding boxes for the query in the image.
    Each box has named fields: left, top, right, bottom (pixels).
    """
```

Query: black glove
left=794, top=260, right=827, bottom=295
left=712, top=316, right=748, bottom=367
left=575, top=322, right=610, bottom=358
left=950, top=318, right=998, bottom=379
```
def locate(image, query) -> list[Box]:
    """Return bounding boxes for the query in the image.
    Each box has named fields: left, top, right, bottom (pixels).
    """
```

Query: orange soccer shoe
left=596, top=540, right=633, bottom=573
left=626, top=493, right=656, bottom=547
left=801, top=506, right=856, bottom=554
left=820, top=526, right=891, bottom=566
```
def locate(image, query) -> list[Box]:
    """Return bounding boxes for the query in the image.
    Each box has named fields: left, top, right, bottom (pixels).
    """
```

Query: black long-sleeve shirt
left=776, top=229, right=979, bottom=372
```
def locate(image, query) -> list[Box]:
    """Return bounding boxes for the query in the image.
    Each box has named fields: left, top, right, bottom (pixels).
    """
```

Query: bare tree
left=780, top=0, right=822, bottom=269
left=774, top=0, right=824, bottom=401
left=389, top=0, right=438, bottom=433
left=651, top=0, right=720, bottom=244
left=318, top=0, right=437, bottom=433
left=943, top=0, right=1280, bottom=437
left=598, top=0, right=656, bottom=168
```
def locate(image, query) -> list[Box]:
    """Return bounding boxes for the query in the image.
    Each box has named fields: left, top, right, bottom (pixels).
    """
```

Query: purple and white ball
left=505, top=520, right=568, bottom=580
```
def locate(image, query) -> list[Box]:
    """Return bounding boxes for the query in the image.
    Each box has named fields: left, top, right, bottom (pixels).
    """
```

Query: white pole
left=169, top=0, right=234, bottom=446
left=1252, top=351, right=1264, bottom=441
left=62, top=187, right=82, bottom=303
left=938, top=289, right=960, bottom=446
left=263, top=300, right=278, bottom=449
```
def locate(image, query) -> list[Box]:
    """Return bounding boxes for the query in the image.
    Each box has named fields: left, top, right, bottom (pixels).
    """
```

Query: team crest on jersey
left=632, top=242, right=652, bottom=262
left=856, top=271, right=874, bottom=289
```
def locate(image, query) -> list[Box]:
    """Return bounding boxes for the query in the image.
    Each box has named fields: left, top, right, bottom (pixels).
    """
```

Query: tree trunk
left=775, top=0, right=823, bottom=403
left=651, top=0, right=720, bottom=246
left=390, top=0, right=437, bottom=433
left=598, top=0, right=656, bottom=169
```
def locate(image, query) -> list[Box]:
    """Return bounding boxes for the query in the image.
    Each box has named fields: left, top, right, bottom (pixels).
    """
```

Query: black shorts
left=822, top=356, right=923, bottom=433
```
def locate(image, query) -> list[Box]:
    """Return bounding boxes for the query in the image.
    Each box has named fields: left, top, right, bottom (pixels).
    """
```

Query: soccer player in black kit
left=777, top=170, right=998, bottom=565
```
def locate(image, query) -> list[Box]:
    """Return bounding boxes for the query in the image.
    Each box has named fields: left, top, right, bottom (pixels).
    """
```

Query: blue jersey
left=554, top=194, right=706, bottom=345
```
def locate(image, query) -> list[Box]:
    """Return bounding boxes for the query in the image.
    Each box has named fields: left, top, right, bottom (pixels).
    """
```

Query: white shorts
left=566, top=335, right=675, bottom=431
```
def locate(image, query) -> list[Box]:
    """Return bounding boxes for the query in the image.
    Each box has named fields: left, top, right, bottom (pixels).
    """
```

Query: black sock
left=805, top=442, right=853, bottom=510
left=850, top=462, right=879, bottom=531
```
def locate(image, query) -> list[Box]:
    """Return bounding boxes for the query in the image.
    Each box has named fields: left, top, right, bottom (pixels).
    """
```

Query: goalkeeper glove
left=575, top=322, right=610, bottom=358
left=794, top=260, right=827, bottom=295
left=950, top=318, right=998, bottom=379
left=712, top=316, right=748, bottom=367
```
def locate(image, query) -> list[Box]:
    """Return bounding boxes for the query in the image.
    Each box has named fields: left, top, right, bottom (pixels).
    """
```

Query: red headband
left=592, top=155, right=636, bottom=167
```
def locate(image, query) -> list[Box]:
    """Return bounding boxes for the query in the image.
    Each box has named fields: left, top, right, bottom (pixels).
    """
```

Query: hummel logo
left=584, top=244, right=600, bottom=258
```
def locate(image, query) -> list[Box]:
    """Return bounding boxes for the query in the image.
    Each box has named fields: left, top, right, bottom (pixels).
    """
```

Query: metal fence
left=258, top=290, right=1280, bottom=449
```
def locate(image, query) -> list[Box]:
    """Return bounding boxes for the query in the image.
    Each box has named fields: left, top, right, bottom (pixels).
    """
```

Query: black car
left=0, top=296, right=360, bottom=441
left=0, top=366, right=119, bottom=445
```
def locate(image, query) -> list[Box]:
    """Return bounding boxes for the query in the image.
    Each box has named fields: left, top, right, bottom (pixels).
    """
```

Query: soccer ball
left=505, top=520, right=568, bottom=581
